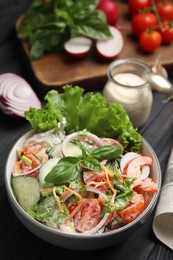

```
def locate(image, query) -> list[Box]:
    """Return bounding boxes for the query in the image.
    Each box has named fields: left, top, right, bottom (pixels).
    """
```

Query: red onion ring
left=0, top=73, right=41, bottom=118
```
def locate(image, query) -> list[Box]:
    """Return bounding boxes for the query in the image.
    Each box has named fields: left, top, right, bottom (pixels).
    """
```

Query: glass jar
left=103, top=58, right=153, bottom=128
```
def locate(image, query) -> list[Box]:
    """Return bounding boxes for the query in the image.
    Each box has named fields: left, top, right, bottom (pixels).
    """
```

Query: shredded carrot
left=63, top=186, right=83, bottom=224
left=53, top=187, right=64, bottom=212
left=14, top=160, right=22, bottom=173
left=61, top=190, right=71, bottom=198
left=100, top=163, right=114, bottom=177
left=87, top=180, right=107, bottom=187
left=40, top=188, right=53, bottom=193
left=101, top=163, right=116, bottom=194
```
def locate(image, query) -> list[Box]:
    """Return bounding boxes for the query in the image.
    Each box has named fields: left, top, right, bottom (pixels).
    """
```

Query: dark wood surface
left=0, top=1, right=173, bottom=259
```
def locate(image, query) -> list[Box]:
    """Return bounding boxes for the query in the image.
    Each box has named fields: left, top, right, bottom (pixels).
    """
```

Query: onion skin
left=0, top=73, right=41, bottom=118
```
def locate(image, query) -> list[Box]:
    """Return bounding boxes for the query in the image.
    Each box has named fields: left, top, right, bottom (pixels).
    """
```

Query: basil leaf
left=73, top=11, right=112, bottom=40
left=90, top=145, right=123, bottom=161
left=45, top=157, right=82, bottom=185
left=82, top=156, right=102, bottom=172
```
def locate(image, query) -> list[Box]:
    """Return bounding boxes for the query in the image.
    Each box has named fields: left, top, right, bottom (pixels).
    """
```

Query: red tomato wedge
left=117, top=194, right=145, bottom=224
left=74, top=199, right=101, bottom=232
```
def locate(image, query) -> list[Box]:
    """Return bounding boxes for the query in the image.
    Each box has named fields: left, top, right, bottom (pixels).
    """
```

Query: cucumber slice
left=12, top=176, right=40, bottom=211
left=48, top=143, right=62, bottom=158
left=39, top=157, right=60, bottom=186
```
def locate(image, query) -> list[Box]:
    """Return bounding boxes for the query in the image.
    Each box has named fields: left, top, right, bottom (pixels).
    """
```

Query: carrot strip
left=100, top=163, right=114, bottom=177
left=63, top=186, right=83, bottom=224
left=40, top=188, right=53, bottom=193
left=101, top=163, right=116, bottom=194
left=53, top=187, right=64, bottom=212
left=14, top=160, right=22, bottom=173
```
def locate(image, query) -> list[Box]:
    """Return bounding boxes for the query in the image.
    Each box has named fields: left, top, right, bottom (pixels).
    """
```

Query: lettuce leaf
left=25, top=85, right=142, bottom=152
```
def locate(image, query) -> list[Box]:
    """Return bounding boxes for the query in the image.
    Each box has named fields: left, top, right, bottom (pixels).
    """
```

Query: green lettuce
left=25, top=85, right=143, bottom=152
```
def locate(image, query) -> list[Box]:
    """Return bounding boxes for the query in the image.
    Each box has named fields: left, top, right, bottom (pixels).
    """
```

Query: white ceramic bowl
left=5, top=131, right=162, bottom=250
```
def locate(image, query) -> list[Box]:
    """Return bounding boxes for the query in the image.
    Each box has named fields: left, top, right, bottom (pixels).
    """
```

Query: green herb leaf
left=82, top=156, right=102, bottom=172
left=45, top=157, right=82, bottom=185
left=90, top=145, right=123, bottom=161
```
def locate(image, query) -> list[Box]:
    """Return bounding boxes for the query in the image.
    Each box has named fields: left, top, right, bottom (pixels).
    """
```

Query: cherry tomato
left=128, top=0, right=151, bottom=16
left=158, top=20, right=173, bottom=43
left=131, top=12, right=158, bottom=37
left=74, top=198, right=101, bottom=232
left=65, top=200, right=77, bottom=214
left=156, top=1, right=173, bottom=21
left=117, top=194, right=145, bottom=224
left=83, top=170, right=112, bottom=191
left=139, top=30, right=162, bottom=52
left=97, top=0, right=119, bottom=25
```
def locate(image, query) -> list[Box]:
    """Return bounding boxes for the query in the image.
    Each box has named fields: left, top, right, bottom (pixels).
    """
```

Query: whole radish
left=97, top=0, right=120, bottom=26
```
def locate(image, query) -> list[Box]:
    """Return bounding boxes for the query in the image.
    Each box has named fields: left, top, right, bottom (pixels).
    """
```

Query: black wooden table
left=1, top=1, right=173, bottom=259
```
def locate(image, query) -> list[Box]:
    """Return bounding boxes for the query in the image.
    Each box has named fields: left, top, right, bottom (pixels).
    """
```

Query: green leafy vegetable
left=25, top=85, right=143, bottom=152
left=45, top=156, right=82, bottom=185
left=45, top=142, right=123, bottom=185
left=90, top=145, right=123, bottom=161
left=17, top=0, right=112, bottom=60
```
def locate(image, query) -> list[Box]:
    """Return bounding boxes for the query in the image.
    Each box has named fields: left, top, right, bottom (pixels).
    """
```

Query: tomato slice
left=74, top=198, right=101, bottom=232
left=65, top=200, right=77, bottom=214
left=117, top=194, right=145, bottom=224
left=83, top=170, right=112, bottom=191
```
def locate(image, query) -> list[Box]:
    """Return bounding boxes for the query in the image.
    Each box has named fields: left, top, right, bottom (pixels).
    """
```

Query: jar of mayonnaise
left=103, top=58, right=153, bottom=128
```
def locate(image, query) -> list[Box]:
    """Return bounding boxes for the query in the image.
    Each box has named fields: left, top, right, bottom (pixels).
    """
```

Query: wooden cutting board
left=16, top=2, right=173, bottom=96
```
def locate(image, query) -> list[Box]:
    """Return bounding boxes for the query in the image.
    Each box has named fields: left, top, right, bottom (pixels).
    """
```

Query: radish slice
left=0, top=73, right=41, bottom=118
left=12, top=165, right=40, bottom=177
left=64, top=36, right=92, bottom=58
left=96, top=25, right=124, bottom=60
left=61, top=132, right=104, bottom=157
left=120, top=152, right=140, bottom=174
left=140, top=165, right=150, bottom=180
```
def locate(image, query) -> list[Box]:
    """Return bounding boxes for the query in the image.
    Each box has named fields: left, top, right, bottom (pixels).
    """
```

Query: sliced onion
left=24, top=131, right=61, bottom=147
left=120, top=152, right=140, bottom=174
left=61, top=132, right=104, bottom=157
left=0, top=73, right=41, bottom=118
left=83, top=213, right=109, bottom=235
left=59, top=224, right=78, bottom=234
left=12, top=165, right=40, bottom=177
left=86, top=186, right=107, bottom=199
left=140, top=165, right=150, bottom=180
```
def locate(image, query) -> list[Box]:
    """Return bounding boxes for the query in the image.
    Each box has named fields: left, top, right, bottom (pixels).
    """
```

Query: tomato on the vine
left=139, top=29, right=162, bottom=52
left=131, top=12, right=158, bottom=37
left=128, top=0, right=151, bottom=16
left=158, top=20, right=173, bottom=43
left=156, top=1, right=173, bottom=21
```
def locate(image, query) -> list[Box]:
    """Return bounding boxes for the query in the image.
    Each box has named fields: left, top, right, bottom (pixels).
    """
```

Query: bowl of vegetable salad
left=5, top=85, right=161, bottom=250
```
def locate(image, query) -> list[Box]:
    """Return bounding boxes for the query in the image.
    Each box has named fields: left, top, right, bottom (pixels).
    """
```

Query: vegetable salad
left=11, top=85, right=157, bottom=234
left=12, top=128, right=157, bottom=234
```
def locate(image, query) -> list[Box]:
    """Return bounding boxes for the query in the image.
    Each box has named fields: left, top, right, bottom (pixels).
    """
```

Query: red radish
left=64, top=36, right=93, bottom=58
left=0, top=73, right=41, bottom=118
left=97, top=0, right=119, bottom=25
left=120, top=152, right=140, bottom=174
left=96, top=25, right=124, bottom=60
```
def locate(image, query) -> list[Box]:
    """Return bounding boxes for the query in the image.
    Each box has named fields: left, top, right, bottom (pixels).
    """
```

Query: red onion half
left=0, top=73, right=41, bottom=118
